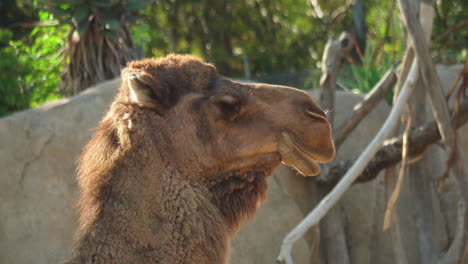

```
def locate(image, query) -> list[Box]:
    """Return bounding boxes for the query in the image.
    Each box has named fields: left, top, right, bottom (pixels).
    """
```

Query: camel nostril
left=302, top=100, right=327, bottom=119
left=305, top=109, right=328, bottom=121
left=305, top=110, right=328, bottom=122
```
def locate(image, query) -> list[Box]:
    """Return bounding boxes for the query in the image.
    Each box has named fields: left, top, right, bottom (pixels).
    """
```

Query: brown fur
left=68, top=54, right=335, bottom=264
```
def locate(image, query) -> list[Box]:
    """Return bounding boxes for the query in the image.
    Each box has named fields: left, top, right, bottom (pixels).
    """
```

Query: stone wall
left=0, top=80, right=120, bottom=264
left=0, top=65, right=466, bottom=264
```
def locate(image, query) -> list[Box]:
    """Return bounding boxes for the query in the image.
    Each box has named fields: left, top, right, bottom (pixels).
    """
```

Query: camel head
left=119, top=55, right=335, bottom=179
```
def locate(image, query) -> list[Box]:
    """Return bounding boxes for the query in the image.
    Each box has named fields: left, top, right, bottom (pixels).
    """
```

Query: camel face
left=123, top=55, right=335, bottom=177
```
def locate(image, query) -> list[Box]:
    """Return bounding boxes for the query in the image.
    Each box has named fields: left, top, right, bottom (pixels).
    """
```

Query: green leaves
left=49, top=0, right=148, bottom=44
left=72, top=7, right=90, bottom=39
left=50, top=0, right=148, bottom=41
left=126, top=0, right=147, bottom=12
left=102, top=17, right=120, bottom=31
left=75, top=20, right=90, bottom=39
left=0, top=29, right=29, bottom=116
left=0, top=22, right=67, bottom=116
left=103, top=29, right=119, bottom=41
left=72, top=7, right=90, bottom=25
left=90, top=0, right=115, bottom=7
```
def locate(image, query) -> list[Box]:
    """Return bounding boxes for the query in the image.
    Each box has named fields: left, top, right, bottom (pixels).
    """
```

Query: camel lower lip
left=290, top=142, right=321, bottom=174
left=290, top=138, right=320, bottom=163
left=279, top=133, right=321, bottom=176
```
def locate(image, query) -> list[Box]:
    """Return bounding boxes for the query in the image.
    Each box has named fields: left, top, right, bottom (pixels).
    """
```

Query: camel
left=67, top=54, right=335, bottom=264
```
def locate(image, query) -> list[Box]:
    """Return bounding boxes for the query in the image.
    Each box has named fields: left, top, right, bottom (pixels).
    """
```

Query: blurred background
left=1, top=1, right=468, bottom=264
left=1, top=0, right=466, bottom=116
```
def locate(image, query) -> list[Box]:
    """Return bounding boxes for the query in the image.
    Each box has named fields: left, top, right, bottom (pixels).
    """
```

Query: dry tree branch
left=395, top=6, right=439, bottom=262
left=437, top=97, right=462, bottom=192
left=319, top=32, right=353, bottom=125
left=438, top=144, right=467, bottom=264
left=322, top=98, right=468, bottom=185
left=381, top=45, right=413, bottom=264
left=318, top=31, right=352, bottom=264
left=446, top=70, right=463, bottom=100
left=384, top=167, right=409, bottom=264
left=397, top=0, right=452, bottom=144
left=7, top=20, right=59, bottom=28
left=394, top=46, right=415, bottom=103
left=309, top=0, right=325, bottom=19
left=437, top=62, right=467, bottom=192
left=309, top=0, right=353, bottom=25
left=334, top=68, right=397, bottom=150
left=383, top=107, right=412, bottom=230
left=276, top=60, right=420, bottom=264
left=432, top=19, right=468, bottom=44
left=329, top=0, right=354, bottom=25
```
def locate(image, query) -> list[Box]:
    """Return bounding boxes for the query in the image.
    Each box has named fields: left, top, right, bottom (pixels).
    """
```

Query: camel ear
left=127, top=72, right=169, bottom=110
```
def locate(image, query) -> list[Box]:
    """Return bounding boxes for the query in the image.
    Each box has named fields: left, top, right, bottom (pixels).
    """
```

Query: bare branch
left=7, top=20, right=59, bottom=28
left=438, top=143, right=467, bottom=264
left=320, top=32, right=353, bottom=125
left=309, top=0, right=325, bottom=19
left=384, top=168, right=409, bottom=264
left=318, top=31, right=352, bottom=264
left=334, top=68, right=397, bottom=150
left=438, top=66, right=468, bottom=263
left=329, top=0, right=354, bottom=25
left=432, top=19, right=468, bottom=44
left=323, top=99, right=468, bottom=185
left=383, top=107, right=412, bottom=230
left=277, top=60, right=420, bottom=264
left=397, top=0, right=452, bottom=144
left=438, top=82, right=466, bottom=191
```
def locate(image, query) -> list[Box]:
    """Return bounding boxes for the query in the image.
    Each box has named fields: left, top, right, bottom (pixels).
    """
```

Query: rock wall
left=0, top=80, right=120, bottom=264
left=0, top=65, right=466, bottom=264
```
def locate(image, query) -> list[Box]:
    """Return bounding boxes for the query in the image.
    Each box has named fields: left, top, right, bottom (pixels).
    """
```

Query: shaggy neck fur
left=70, top=106, right=279, bottom=264
left=205, top=166, right=273, bottom=233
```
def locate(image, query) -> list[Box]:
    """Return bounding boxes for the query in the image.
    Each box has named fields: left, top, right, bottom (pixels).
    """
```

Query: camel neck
left=73, top=151, right=229, bottom=263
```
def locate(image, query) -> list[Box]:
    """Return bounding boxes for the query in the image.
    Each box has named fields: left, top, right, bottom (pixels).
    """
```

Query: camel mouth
left=278, top=132, right=322, bottom=176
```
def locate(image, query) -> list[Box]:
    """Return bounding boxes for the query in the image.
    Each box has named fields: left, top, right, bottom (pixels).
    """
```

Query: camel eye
left=217, top=100, right=239, bottom=113
left=213, top=95, right=241, bottom=120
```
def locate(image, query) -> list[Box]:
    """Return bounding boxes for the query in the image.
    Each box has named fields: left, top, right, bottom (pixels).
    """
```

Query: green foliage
left=50, top=0, right=144, bottom=94
left=432, top=0, right=468, bottom=63
left=0, top=9, right=67, bottom=116
left=51, top=0, right=146, bottom=42
left=12, top=12, right=67, bottom=106
left=1, top=0, right=467, bottom=116
left=134, top=0, right=330, bottom=77
left=339, top=47, right=394, bottom=94
left=337, top=0, right=401, bottom=104
left=365, top=0, right=404, bottom=61
left=0, top=29, right=29, bottom=116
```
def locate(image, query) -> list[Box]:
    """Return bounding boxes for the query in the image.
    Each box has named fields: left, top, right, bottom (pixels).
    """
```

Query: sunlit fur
left=66, top=54, right=334, bottom=264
